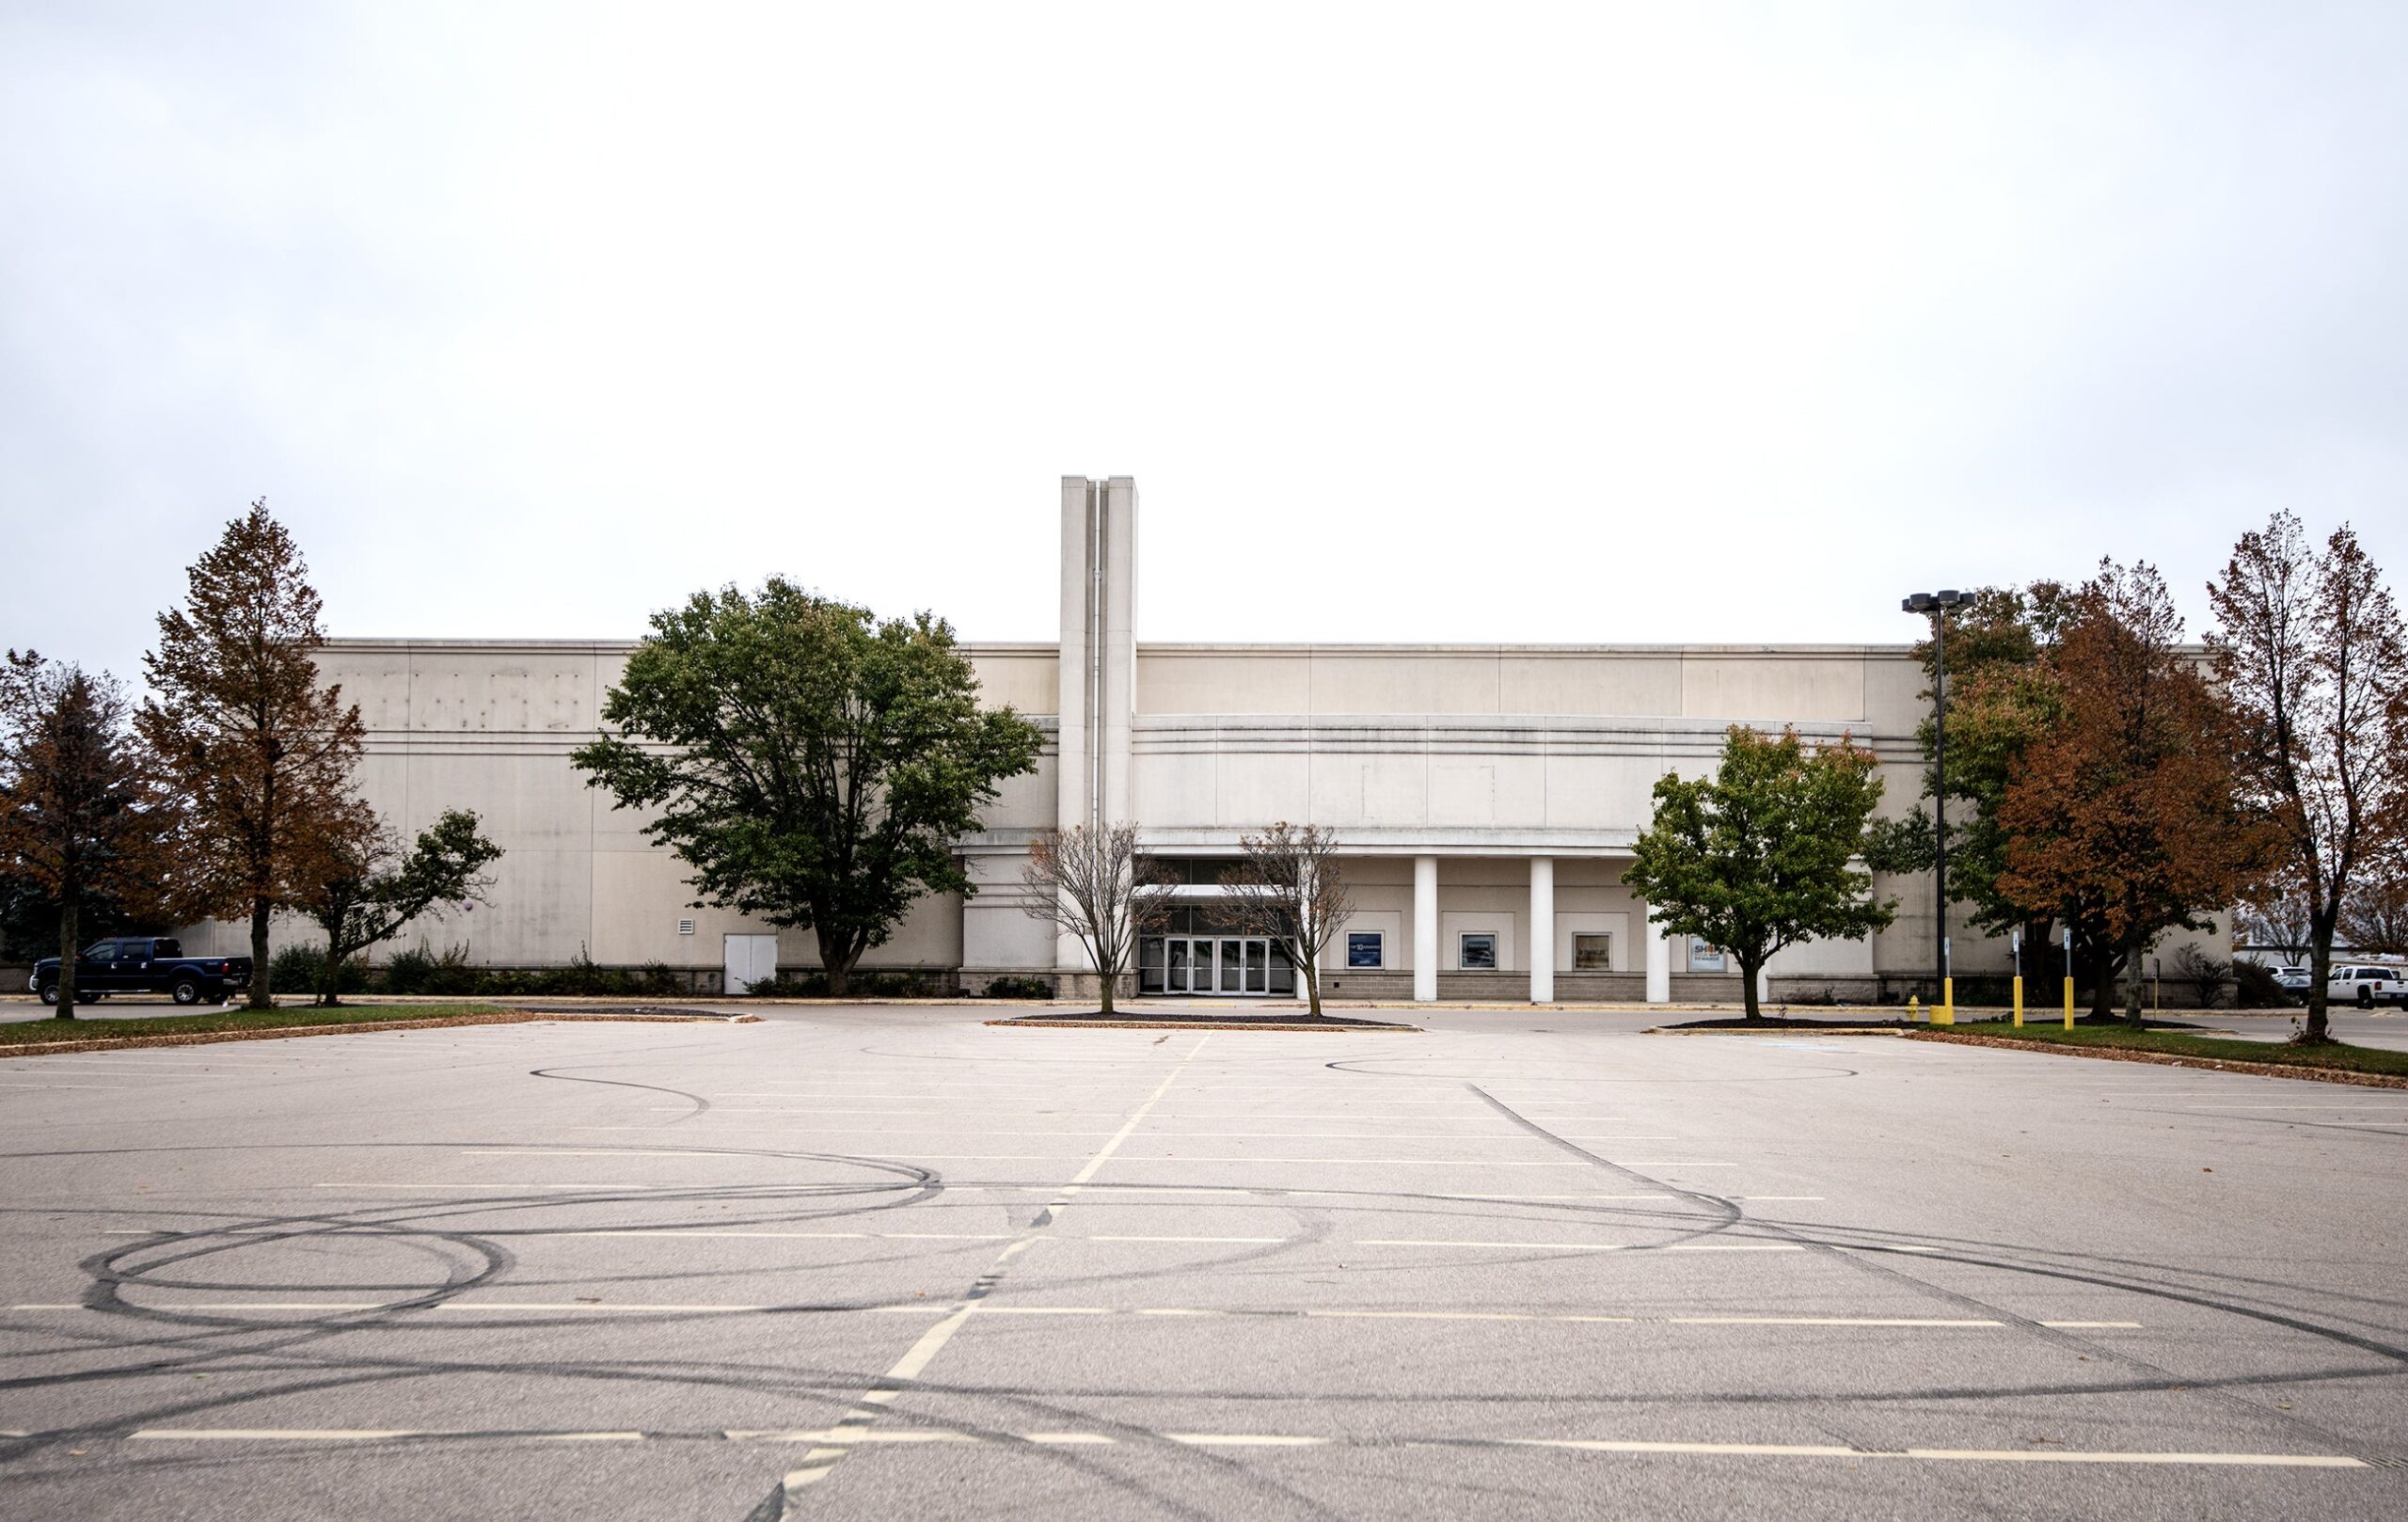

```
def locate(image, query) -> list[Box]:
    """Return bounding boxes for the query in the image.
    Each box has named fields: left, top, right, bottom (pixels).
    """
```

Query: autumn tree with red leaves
left=1996, top=562, right=2266, bottom=1023
left=138, top=501, right=367, bottom=1008
left=0, top=655, right=179, bottom=1019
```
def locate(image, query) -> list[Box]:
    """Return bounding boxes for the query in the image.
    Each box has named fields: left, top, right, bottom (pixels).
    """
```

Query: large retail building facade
left=194, top=477, right=2189, bottom=1003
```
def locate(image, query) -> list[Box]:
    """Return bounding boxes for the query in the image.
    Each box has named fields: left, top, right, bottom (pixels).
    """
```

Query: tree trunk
left=814, top=927, right=854, bottom=999
left=55, top=897, right=78, bottom=1020
left=248, top=896, right=274, bottom=1010
left=2304, top=917, right=2334, bottom=1044
left=1097, top=959, right=1115, bottom=1017
left=320, top=930, right=343, bottom=1009
left=1301, top=953, right=1322, bottom=1020
left=1739, top=955, right=1764, bottom=1021
left=2087, top=945, right=2116, bottom=1019
left=2123, top=928, right=2147, bottom=1026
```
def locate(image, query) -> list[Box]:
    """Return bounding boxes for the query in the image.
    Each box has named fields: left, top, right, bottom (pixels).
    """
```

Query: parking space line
left=782, top=1034, right=1214, bottom=1502
left=1357, top=1240, right=1803, bottom=1253
left=94, top=1429, right=2363, bottom=1467
left=8, top=1300, right=2148, bottom=1330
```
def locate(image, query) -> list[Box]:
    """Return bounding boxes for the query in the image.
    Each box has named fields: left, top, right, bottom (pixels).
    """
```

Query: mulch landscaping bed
left=990, top=1010, right=1415, bottom=1033
left=1904, top=1028, right=2408, bottom=1088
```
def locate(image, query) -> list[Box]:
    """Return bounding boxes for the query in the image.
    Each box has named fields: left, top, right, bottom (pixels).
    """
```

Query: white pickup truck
left=2327, top=964, right=2408, bottom=1007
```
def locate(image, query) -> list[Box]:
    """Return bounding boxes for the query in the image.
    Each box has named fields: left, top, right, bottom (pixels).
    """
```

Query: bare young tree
left=1219, top=822, right=1355, bottom=1019
left=2339, top=865, right=2408, bottom=958
left=1019, top=822, right=1174, bottom=1016
left=2208, top=512, right=2408, bottom=1042
left=2235, top=884, right=2318, bottom=966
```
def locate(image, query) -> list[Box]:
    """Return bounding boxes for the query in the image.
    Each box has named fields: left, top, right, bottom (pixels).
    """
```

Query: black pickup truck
left=31, top=938, right=253, bottom=1007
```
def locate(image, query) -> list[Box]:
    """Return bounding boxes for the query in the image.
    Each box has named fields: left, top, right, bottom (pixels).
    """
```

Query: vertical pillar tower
left=1056, top=477, right=1137, bottom=975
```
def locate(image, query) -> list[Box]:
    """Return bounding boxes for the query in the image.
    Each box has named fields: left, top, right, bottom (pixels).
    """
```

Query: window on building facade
left=1688, top=939, right=1726, bottom=974
left=1347, top=931, right=1384, bottom=969
left=1459, top=933, right=1497, bottom=970
left=1573, top=933, right=1612, bottom=970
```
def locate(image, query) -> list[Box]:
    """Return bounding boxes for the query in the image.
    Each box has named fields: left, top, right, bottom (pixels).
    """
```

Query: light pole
left=1902, top=590, right=1971, bottom=1014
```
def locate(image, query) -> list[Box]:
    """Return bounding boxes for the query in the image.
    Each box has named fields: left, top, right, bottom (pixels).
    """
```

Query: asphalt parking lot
left=0, top=1007, right=2401, bottom=1521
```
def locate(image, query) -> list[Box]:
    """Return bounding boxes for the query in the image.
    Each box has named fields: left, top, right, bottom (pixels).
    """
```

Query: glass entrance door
left=1141, top=935, right=1282, bottom=995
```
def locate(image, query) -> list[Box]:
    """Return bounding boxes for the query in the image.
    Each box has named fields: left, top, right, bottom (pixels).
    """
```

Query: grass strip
left=0, top=1004, right=515, bottom=1045
left=0, top=1004, right=741, bottom=1056
left=1909, top=1022, right=2408, bottom=1086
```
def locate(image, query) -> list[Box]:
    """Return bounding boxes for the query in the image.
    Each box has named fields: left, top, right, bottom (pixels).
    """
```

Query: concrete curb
left=1648, top=1026, right=1910, bottom=1036
left=1902, top=1029, right=2408, bottom=1088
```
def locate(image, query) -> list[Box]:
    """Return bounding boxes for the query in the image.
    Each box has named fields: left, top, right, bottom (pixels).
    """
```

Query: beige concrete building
left=190, top=476, right=2222, bottom=1003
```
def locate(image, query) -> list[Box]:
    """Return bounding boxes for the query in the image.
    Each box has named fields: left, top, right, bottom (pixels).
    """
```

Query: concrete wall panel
left=1497, top=656, right=1682, bottom=716
left=1681, top=656, right=1866, bottom=723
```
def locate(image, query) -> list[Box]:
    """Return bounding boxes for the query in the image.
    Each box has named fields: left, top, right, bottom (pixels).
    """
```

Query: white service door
left=723, top=934, right=780, bottom=994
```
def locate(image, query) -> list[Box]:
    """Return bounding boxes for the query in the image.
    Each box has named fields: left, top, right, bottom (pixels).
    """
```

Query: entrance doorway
left=1142, top=935, right=1294, bottom=996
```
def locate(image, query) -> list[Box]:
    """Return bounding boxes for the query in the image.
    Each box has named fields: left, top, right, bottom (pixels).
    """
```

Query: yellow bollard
left=1938, top=977, right=1955, bottom=1026
left=2063, top=975, right=2075, bottom=1029
left=2013, top=975, right=2024, bottom=1027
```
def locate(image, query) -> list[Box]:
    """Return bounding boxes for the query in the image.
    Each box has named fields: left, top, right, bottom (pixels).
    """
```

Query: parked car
left=2326, top=964, right=2408, bottom=1007
left=31, top=938, right=253, bottom=1007
left=2271, top=964, right=2315, bottom=991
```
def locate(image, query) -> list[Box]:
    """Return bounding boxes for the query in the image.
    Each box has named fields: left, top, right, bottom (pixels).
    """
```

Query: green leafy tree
left=1625, top=726, right=1896, bottom=1021
left=299, top=808, right=503, bottom=1007
left=137, top=501, right=366, bottom=1008
left=573, top=579, right=1041, bottom=996
left=1864, top=584, right=2079, bottom=979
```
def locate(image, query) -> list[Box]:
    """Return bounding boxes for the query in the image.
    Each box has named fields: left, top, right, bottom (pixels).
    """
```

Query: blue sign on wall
left=1347, top=932, right=1384, bottom=968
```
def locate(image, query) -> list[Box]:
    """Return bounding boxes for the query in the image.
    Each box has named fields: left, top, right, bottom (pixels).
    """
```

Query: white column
left=1645, top=905, right=1671, bottom=1005
left=1528, top=856, right=1554, bottom=1004
left=1099, top=476, right=1137, bottom=826
left=1413, top=855, right=1438, bottom=1003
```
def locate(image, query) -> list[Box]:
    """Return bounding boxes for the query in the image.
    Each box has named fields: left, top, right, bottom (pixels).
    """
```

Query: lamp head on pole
left=1902, top=590, right=1971, bottom=616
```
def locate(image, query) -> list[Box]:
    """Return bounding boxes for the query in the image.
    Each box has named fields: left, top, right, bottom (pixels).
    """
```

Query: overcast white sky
left=5, top=3, right=2403, bottom=683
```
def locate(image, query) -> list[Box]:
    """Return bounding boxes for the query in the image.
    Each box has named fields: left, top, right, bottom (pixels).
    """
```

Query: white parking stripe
left=102, top=1429, right=2364, bottom=1466
left=1357, top=1240, right=1802, bottom=1253
left=783, top=1035, right=1215, bottom=1501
